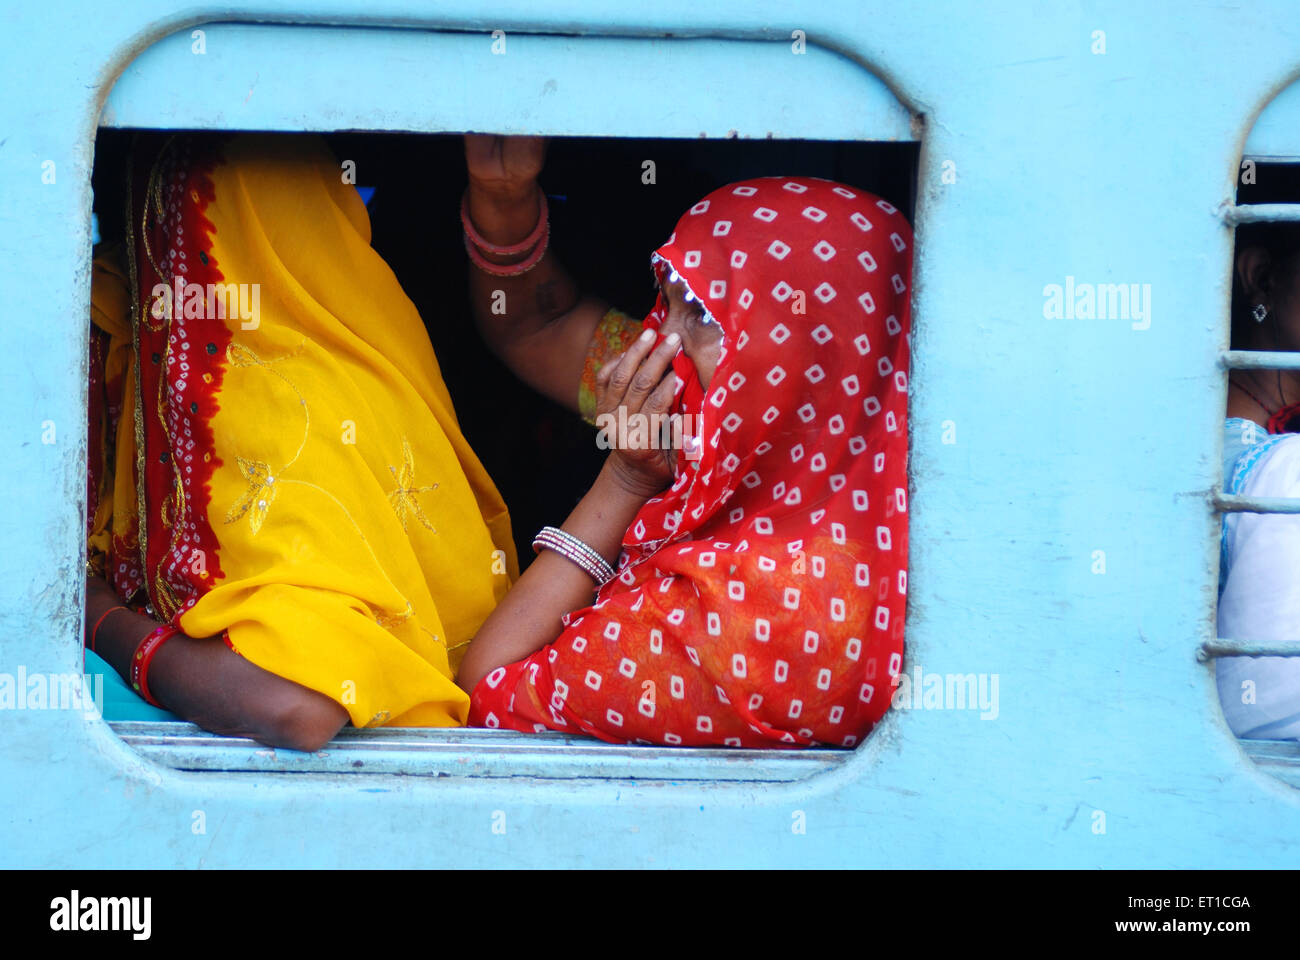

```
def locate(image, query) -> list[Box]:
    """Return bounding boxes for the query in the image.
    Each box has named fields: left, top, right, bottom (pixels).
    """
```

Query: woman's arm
left=464, top=134, right=614, bottom=414
left=86, top=577, right=348, bottom=752
left=457, top=327, right=681, bottom=695
left=457, top=455, right=662, bottom=695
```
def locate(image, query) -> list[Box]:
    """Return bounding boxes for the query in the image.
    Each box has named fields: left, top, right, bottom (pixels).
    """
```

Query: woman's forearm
left=466, top=183, right=581, bottom=346
left=86, top=580, right=347, bottom=751
left=465, top=180, right=610, bottom=412
left=459, top=324, right=682, bottom=696
left=457, top=456, right=662, bottom=695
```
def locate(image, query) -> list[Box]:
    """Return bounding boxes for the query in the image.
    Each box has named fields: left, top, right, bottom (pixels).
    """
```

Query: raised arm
left=464, top=134, right=613, bottom=414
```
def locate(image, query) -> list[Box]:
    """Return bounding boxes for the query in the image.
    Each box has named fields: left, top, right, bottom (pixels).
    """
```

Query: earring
left=1253, top=303, right=1269, bottom=323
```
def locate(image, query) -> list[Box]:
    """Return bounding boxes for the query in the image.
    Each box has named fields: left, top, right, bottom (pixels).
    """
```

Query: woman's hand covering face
left=594, top=327, right=682, bottom=496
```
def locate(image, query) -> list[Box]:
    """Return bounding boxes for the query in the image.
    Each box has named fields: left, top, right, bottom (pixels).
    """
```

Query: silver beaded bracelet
left=532, top=526, right=617, bottom=587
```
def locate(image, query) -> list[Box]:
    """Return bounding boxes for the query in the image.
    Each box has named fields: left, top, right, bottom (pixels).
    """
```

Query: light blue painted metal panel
left=1244, top=73, right=1300, bottom=160
left=101, top=25, right=916, bottom=141
left=3, top=0, right=1300, bottom=868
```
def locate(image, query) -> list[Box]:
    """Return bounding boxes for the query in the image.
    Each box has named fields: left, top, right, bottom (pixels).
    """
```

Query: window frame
left=82, top=20, right=923, bottom=783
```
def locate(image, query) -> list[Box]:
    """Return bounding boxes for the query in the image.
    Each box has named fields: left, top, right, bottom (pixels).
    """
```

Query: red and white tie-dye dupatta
left=470, top=176, right=913, bottom=747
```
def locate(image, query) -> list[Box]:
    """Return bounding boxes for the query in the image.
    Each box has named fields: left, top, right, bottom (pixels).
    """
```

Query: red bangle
left=461, top=186, right=547, bottom=256
left=88, top=605, right=127, bottom=654
left=130, top=624, right=181, bottom=708
left=463, top=226, right=550, bottom=277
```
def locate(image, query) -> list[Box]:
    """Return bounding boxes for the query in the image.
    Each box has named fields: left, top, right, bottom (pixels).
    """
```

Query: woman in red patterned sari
left=459, top=136, right=912, bottom=747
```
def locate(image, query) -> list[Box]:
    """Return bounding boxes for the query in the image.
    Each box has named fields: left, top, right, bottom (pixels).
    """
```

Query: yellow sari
left=88, top=134, right=517, bottom=728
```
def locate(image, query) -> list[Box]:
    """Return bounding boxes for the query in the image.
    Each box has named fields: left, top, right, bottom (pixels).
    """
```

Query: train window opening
left=81, top=22, right=920, bottom=780
left=87, top=127, right=919, bottom=778
left=1211, top=154, right=1300, bottom=783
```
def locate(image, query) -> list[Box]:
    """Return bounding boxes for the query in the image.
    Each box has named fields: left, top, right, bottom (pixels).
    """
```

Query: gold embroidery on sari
left=224, top=456, right=278, bottom=534
left=221, top=341, right=310, bottom=535
left=387, top=437, right=439, bottom=533
left=375, top=602, right=415, bottom=629
left=223, top=343, right=419, bottom=628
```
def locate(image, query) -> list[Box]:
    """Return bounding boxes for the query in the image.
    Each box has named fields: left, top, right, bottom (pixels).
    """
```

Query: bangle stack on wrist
left=130, top=624, right=181, bottom=708
left=461, top=186, right=550, bottom=277
left=533, top=525, right=616, bottom=587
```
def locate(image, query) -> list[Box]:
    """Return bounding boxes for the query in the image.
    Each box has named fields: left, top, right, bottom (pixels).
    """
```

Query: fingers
left=643, top=364, right=680, bottom=419
left=463, top=133, right=497, bottom=166
left=516, top=136, right=548, bottom=171
left=593, top=329, right=682, bottom=489
left=604, top=329, right=680, bottom=415
left=595, top=336, right=640, bottom=413
left=624, top=331, right=678, bottom=413
left=604, top=328, right=657, bottom=405
left=596, top=357, right=617, bottom=389
left=465, top=134, right=548, bottom=181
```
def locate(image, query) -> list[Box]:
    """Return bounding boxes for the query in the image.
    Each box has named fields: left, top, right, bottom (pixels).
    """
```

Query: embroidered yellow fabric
left=89, top=135, right=518, bottom=728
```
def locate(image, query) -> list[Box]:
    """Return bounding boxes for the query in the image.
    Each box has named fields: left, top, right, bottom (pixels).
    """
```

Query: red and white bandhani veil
left=472, top=176, right=913, bottom=748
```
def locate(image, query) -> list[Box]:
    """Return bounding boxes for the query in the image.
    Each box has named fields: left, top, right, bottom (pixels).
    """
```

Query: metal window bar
left=1220, top=201, right=1300, bottom=225
left=1205, top=202, right=1300, bottom=659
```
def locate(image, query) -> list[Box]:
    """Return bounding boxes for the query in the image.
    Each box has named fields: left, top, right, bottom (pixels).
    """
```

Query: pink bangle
left=464, top=227, right=550, bottom=277
left=461, top=186, right=548, bottom=256
left=130, top=624, right=180, bottom=707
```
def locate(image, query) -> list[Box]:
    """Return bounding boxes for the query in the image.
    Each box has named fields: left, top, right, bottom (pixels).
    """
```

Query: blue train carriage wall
left=2, top=3, right=1300, bottom=868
